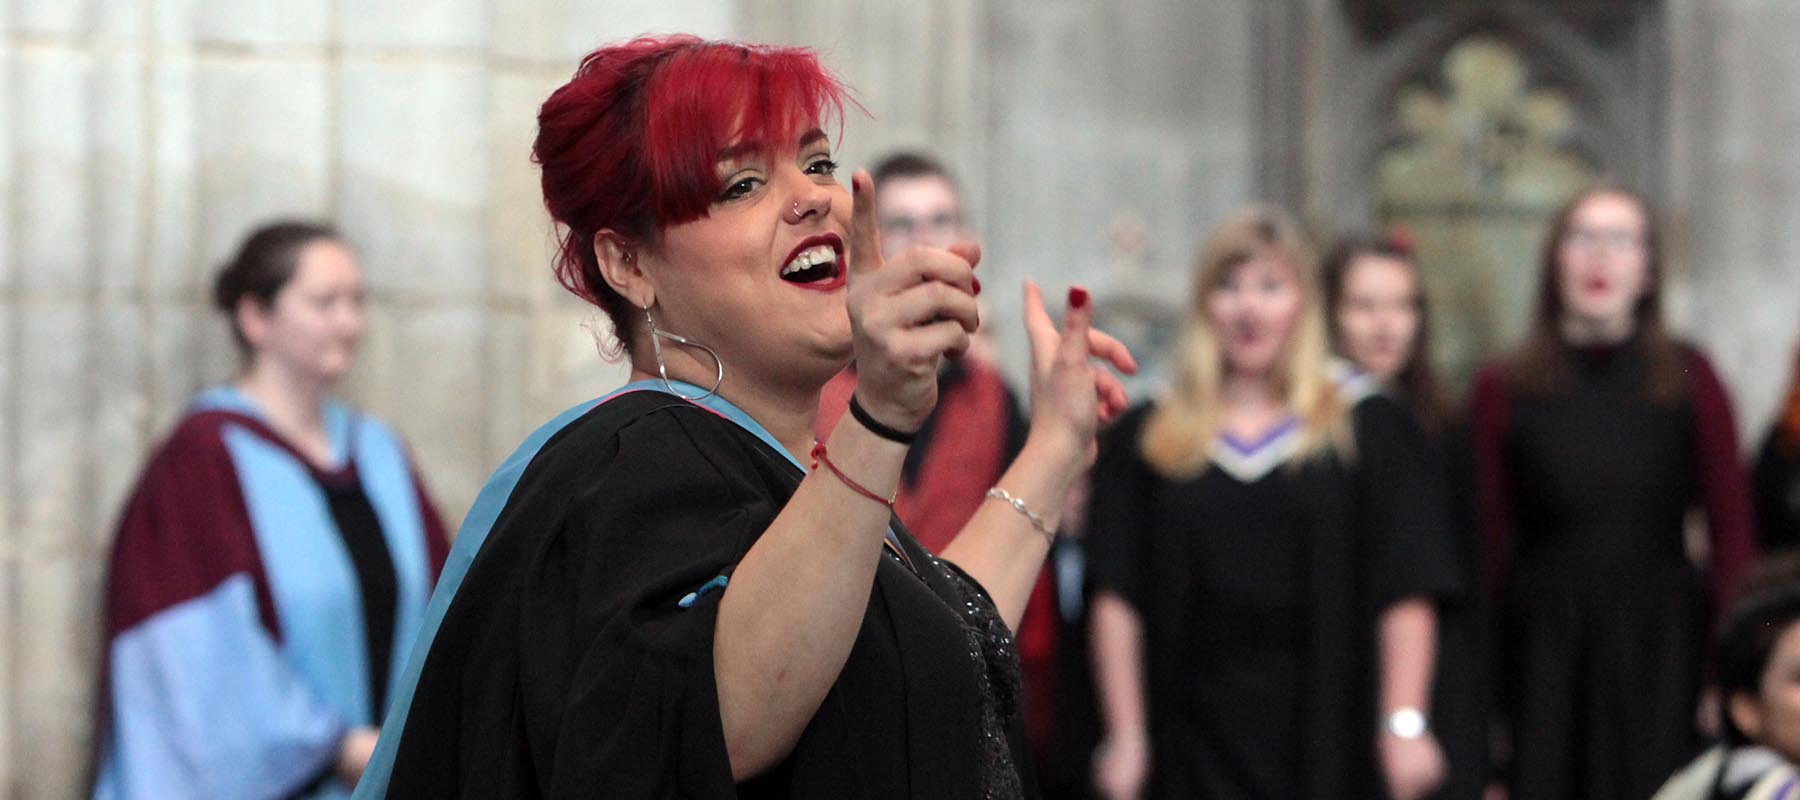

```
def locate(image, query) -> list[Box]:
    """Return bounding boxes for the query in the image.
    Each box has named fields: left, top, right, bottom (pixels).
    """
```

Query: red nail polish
left=972, top=277, right=982, bottom=296
left=1069, top=286, right=1090, bottom=309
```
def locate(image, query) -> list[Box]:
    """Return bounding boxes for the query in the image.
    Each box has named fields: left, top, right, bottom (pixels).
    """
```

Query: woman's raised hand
left=1022, top=281, right=1136, bottom=465
left=844, top=170, right=980, bottom=433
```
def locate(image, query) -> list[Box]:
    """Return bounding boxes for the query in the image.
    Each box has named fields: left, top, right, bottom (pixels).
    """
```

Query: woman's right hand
left=1092, top=729, right=1150, bottom=800
left=843, top=170, right=980, bottom=433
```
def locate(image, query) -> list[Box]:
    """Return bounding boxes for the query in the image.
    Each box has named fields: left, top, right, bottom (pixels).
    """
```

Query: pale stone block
left=547, top=0, right=737, bottom=63
left=487, top=72, right=562, bottom=304
left=91, top=302, right=150, bottom=547
left=0, top=558, right=14, bottom=791
left=15, top=48, right=94, bottom=293
left=1690, top=271, right=1800, bottom=442
left=145, top=300, right=239, bottom=433
left=336, top=60, right=488, bottom=302
left=15, top=303, right=87, bottom=554
left=490, top=0, right=561, bottom=63
left=5, top=0, right=139, bottom=40
left=194, top=0, right=329, bottom=47
left=13, top=554, right=104, bottom=800
left=151, top=0, right=198, bottom=46
left=149, top=55, right=201, bottom=295
left=488, top=0, right=742, bottom=64
left=91, top=0, right=145, bottom=41
left=337, top=0, right=487, bottom=51
left=15, top=0, right=85, bottom=37
left=0, top=306, right=13, bottom=540
left=194, top=58, right=331, bottom=273
left=94, top=51, right=149, bottom=295
left=0, top=47, right=14, bottom=290
left=483, top=310, right=534, bottom=468
left=538, top=298, right=630, bottom=413
left=352, top=304, right=489, bottom=518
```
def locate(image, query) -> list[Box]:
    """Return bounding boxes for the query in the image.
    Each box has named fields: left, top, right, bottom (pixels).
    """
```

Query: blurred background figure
left=1655, top=555, right=1800, bottom=800
left=91, top=223, right=450, bottom=799
left=1469, top=184, right=1758, bottom=800
left=1322, top=234, right=1491, bottom=800
left=819, top=152, right=1030, bottom=551
left=814, top=152, right=1091, bottom=794
left=1754, top=347, right=1800, bottom=552
left=1085, top=207, right=1458, bottom=799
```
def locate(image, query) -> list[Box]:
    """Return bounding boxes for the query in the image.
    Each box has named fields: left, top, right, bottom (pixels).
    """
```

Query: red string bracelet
left=810, top=441, right=896, bottom=508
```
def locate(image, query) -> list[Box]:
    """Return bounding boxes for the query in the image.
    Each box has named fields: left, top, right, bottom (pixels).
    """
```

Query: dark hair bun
left=212, top=220, right=341, bottom=353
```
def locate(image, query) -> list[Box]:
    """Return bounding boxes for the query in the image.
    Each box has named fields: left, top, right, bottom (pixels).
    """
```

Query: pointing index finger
left=848, top=170, right=884, bottom=274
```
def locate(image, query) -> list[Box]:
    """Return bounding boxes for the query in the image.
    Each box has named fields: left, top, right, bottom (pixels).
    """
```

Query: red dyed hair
left=533, top=35, right=851, bottom=350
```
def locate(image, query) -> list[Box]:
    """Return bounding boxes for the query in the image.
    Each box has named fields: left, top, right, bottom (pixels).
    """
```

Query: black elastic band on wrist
left=849, top=395, right=917, bottom=444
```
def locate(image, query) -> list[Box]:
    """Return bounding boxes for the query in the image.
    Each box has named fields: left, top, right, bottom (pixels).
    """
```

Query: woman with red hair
left=353, top=36, right=1133, bottom=798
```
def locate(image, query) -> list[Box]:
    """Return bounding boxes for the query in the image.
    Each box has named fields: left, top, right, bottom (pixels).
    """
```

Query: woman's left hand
left=1379, top=731, right=1447, bottom=800
left=1021, top=281, right=1136, bottom=466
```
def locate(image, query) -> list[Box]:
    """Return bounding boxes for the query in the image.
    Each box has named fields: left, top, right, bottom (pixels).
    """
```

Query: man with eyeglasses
left=818, top=152, right=1075, bottom=794
left=872, top=153, right=969, bottom=251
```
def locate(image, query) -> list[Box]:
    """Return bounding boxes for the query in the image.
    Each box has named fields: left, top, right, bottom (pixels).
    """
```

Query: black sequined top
left=919, top=552, right=1029, bottom=799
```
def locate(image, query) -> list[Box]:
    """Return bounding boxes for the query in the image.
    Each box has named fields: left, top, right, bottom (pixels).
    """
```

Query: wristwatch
left=1384, top=707, right=1428, bottom=740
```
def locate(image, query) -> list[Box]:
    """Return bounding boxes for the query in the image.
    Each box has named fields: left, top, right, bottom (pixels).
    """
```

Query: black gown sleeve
left=1353, top=395, right=1462, bottom=609
left=513, top=409, right=784, bottom=798
left=1085, top=405, right=1157, bottom=610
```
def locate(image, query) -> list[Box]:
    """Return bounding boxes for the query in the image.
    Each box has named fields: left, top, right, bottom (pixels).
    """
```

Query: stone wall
left=1666, top=0, right=1800, bottom=449
left=3, top=1, right=1796, bottom=796
left=0, top=2, right=1258, bottom=793
left=0, top=1, right=726, bottom=795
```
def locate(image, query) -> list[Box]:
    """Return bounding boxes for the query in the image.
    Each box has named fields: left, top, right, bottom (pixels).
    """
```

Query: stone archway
left=1311, top=2, right=1667, bottom=386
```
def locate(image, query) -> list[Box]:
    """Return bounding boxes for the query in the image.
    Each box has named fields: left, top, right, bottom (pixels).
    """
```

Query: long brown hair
left=1320, top=235, right=1452, bottom=433
left=1141, top=206, right=1350, bottom=479
left=1507, top=182, right=1688, bottom=404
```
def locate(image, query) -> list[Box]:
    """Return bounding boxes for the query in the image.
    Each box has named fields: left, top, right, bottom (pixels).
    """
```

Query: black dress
left=1422, top=418, right=1493, bottom=800
left=1470, top=343, right=1756, bottom=800
left=1085, top=394, right=1459, bottom=800
left=367, top=389, right=1031, bottom=798
left=1752, top=428, right=1800, bottom=552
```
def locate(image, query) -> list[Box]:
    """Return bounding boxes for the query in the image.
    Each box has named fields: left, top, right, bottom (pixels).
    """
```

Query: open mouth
left=780, top=233, right=846, bottom=291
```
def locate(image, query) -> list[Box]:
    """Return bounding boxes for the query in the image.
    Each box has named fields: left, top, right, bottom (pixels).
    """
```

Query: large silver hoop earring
left=643, top=306, right=724, bottom=401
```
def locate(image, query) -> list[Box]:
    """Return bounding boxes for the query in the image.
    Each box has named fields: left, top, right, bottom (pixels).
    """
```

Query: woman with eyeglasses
left=1470, top=183, right=1758, bottom=799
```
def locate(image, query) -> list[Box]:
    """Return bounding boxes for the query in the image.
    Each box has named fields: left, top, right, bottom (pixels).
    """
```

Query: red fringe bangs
left=534, top=35, right=851, bottom=309
left=640, top=41, right=852, bottom=227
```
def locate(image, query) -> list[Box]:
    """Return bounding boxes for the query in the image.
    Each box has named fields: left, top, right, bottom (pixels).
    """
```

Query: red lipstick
left=781, top=233, right=846, bottom=293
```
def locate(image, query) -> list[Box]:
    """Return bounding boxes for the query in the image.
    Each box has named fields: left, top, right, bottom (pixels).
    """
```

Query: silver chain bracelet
left=986, top=487, right=1056, bottom=547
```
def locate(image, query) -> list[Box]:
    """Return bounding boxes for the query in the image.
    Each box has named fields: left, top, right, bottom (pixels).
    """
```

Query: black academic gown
left=1086, top=395, right=1459, bottom=800
left=376, top=391, right=1032, bottom=798
left=1424, top=418, right=1493, bottom=800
